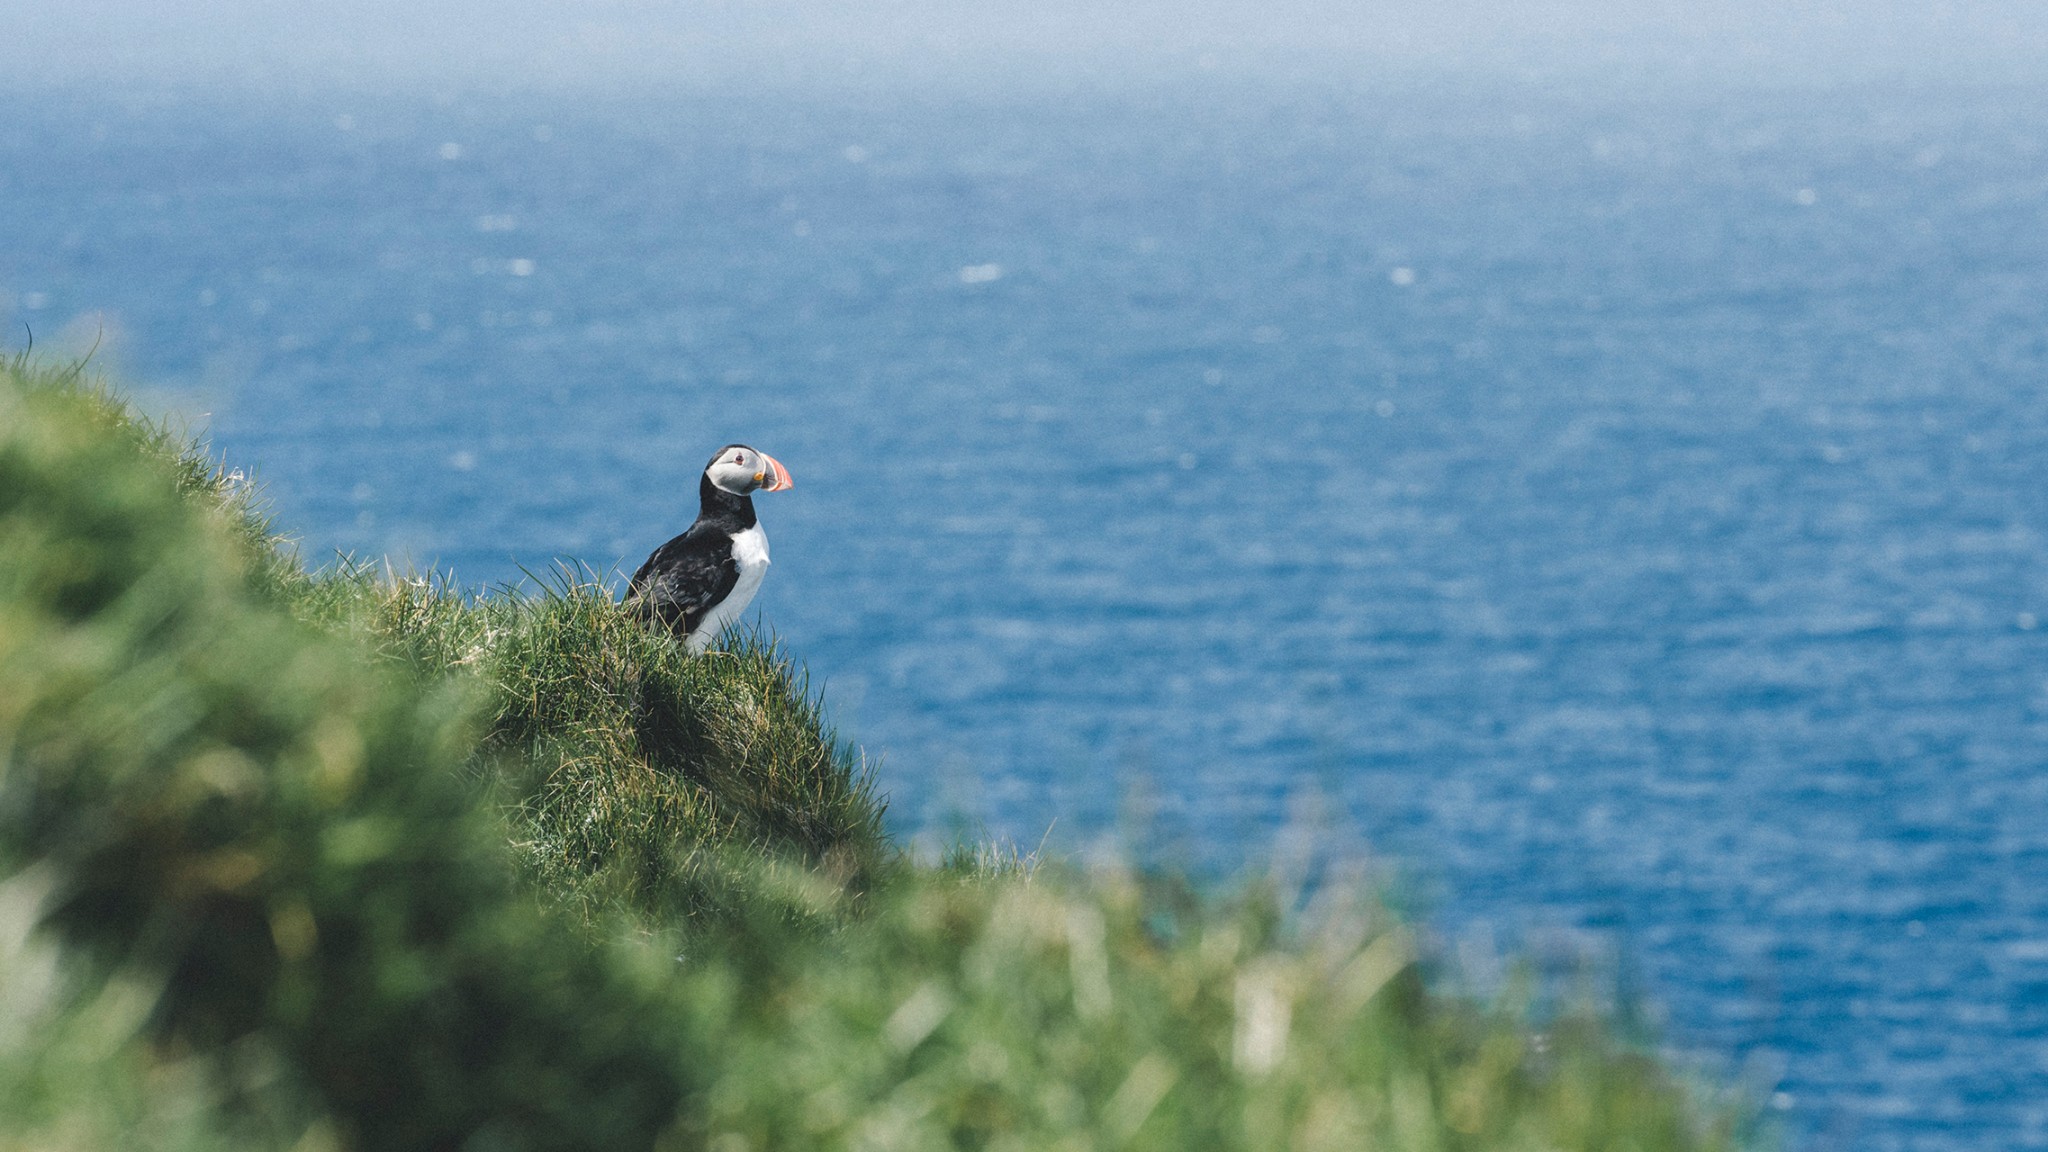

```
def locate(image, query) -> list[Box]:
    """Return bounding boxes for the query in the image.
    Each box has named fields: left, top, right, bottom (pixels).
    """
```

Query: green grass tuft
left=280, top=558, right=890, bottom=932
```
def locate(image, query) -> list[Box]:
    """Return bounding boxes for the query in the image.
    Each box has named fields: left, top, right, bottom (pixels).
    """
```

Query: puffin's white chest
left=688, top=523, right=771, bottom=652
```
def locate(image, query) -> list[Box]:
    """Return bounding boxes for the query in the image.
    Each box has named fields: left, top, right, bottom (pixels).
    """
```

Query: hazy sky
left=3, top=0, right=2045, bottom=91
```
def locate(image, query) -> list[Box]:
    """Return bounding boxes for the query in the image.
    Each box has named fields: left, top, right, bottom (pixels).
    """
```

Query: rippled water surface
left=6, top=78, right=2048, bottom=1149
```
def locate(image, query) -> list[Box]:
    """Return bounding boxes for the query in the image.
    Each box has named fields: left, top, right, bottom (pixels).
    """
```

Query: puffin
left=627, top=443, right=794, bottom=653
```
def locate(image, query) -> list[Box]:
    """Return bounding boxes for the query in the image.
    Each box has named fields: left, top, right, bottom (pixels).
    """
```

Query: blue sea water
left=6, top=77, right=2048, bottom=1149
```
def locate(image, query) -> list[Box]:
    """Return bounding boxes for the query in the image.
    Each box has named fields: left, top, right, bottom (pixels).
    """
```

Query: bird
left=627, top=443, right=794, bottom=653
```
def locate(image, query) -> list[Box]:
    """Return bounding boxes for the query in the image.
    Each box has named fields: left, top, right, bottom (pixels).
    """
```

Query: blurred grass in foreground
left=0, top=356, right=1753, bottom=1150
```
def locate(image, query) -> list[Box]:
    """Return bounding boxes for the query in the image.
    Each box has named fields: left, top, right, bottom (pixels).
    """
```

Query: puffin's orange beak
left=756, top=451, right=794, bottom=492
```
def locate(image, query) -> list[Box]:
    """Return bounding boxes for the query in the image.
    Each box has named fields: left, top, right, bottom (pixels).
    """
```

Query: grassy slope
left=294, top=562, right=889, bottom=933
left=0, top=357, right=1751, bottom=1151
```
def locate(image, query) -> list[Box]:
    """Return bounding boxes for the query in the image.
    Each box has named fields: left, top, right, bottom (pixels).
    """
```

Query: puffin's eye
left=733, top=453, right=746, bottom=465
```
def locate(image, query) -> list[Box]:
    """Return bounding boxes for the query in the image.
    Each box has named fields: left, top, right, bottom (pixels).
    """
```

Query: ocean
left=5, top=76, right=2046, bottom=1149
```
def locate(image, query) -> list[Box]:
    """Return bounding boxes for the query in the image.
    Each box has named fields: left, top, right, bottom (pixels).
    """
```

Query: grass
left=0, top=354, right=692, bottom=1149
left=294, top=560, right=889, bottom=933
left=0, top=353, right=1755, bottom=1151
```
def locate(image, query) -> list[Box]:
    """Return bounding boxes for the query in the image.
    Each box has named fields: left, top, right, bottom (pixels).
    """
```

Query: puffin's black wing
left=627, top=522, right=740, bottom=640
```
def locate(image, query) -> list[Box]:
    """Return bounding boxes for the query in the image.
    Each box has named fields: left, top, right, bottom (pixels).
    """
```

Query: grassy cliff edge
left=0, top=358, right=1750, bottom=1151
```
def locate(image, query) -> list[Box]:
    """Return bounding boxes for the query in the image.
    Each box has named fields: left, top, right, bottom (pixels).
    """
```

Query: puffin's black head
left=703, top=444, right=794, bottom=496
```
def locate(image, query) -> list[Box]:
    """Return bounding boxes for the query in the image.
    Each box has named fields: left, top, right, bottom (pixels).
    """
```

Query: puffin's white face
left=705, top=444, right=794, bottom=495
